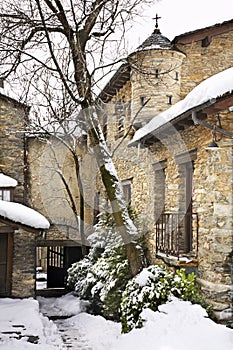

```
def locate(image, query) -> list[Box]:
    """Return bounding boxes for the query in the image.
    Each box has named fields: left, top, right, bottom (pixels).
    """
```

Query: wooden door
left=0, top=233, right=13, bottom=295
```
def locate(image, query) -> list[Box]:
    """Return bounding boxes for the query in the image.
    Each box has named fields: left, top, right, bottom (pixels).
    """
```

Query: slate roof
left=135, top=28, right=173, bottom=52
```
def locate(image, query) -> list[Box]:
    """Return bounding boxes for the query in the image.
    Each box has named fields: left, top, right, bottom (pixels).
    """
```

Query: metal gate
left=47, top=246, right=66, bottom=288
left=47, top=246, right=83, bottom=288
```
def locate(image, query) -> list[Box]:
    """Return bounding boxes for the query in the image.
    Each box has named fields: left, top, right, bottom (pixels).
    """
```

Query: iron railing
left=155, top=212, right=198, bottom=259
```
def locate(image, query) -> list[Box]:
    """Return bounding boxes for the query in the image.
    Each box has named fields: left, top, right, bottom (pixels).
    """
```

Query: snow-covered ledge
left=129, top=66, right=233, bottom=146
left=0, top=200, right=50, bottom=229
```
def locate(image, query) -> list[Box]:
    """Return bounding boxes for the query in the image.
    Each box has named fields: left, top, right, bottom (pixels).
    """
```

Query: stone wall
left=97, top=24, right=233, bottom=323
left=176, top=31, right=233, bottom=98
left=129, top=49, right=185, bottom=123
left=104, top=74, right=233, bottom=321
left=0, top=95, right=28, bottom=203
left=11, top=228, right=36, bottom=298
left=28, top=137, right=82, bottom=243
left=141, top=113, right=232, bottom=321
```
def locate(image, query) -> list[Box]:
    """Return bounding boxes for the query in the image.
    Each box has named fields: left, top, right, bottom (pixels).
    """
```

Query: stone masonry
left=98, top=20, right=233, bottom=322
left=0, top=94, right=29, bottom=203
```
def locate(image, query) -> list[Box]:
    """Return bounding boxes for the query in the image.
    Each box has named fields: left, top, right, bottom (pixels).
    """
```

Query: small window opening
left=155, top=69, right=160, bottom=78
left=140, top=96, right=146, bottom=106
left=175, top=72, right=179, bottom=81
left=122, top=178, right=133, bottom=206
left=118, top=115, right=125, bottom=132
left=167, top=95, right=172, bottom=105
left=202, top=36, right=211, bottom=47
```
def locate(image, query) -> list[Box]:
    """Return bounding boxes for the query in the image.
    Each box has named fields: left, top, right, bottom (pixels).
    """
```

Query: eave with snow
left=0, top=173, right=18, bottom=188
left=128, top=67, right=233, bottom=147
left=0, top=200, right=50, bottom=232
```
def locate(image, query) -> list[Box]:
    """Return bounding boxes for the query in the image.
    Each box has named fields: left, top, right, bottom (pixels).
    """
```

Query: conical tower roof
left=135, top=28, right=173, bottom=52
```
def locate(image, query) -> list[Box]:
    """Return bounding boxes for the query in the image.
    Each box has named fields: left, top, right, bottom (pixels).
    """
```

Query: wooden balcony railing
left=155, top=212, right=198, bottom=259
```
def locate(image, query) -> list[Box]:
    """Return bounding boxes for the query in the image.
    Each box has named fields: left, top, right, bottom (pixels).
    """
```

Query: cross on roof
left=153, top=14, right=161, bottom=29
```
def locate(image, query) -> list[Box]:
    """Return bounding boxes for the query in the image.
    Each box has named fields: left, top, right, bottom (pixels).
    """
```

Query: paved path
left=38, top=299, right=93, bottom=350
left=54, top=318, right=93, bottom=350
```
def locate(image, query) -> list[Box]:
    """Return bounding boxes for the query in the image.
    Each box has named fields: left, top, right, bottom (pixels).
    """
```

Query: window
left=140, top=96, right=146, bottom=106
left=118, top=115, right=125, bottom=133
left=155, top=69, right=160, bottom=78
left=167, top=95, right=172, bottom=105
left=153, top=160, right=167, bottom=222
left=175, top=72, right=179, bottom=81
left=202, top=36, right=211, bottom=47
left=0, top=189, right=12, bottom=201
left=115, top=99, right=126, bottom=135
left=175, top=149, right=197, bottom=253
left=122, top=178, right=133, bottom=206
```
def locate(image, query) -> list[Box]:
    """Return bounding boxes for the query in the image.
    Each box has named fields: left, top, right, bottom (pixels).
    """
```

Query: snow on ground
left=111, top=298, right=233, bottom=350
left=0, top=298, right=64, bottom=349
left=0, top=293, right=233, bottom=350
left=37, top=293, right=89, bottom=318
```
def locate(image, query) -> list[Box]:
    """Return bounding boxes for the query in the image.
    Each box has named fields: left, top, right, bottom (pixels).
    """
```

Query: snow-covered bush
left=120, top=265, right=207, bottom=333
left=67, top=210, right=132, bottom=320
left=91, top=245, right=131, bottom=319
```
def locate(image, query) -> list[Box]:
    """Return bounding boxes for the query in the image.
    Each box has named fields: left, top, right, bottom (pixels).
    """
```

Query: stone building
left=0, top=94, right=50, bottom=298
left=0, top=91, right=82, bottom=296
left=0, top=16, right=232, bottom=322
left=97, top=19, right=233, bottom=322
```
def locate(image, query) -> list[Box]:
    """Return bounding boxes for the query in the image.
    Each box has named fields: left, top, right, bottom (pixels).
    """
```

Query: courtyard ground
left=0, top=293, right=232, bottom=350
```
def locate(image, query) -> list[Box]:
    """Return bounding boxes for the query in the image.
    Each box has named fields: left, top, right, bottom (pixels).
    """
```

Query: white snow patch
left=130, top=66, right=233, bottom=144
left=0, top=200, right=50, bottom=229
left=135, top=268, right=154, bottom=286
left=0, top=298, right=64, bottom=349
left=0, top=295, right=233, bottom=350
left=37, top=293, right=88, bottom=317
left=67, top=312, right=121, bottom=350
left=0, top=173, right=17, bottom=187
left=112, top=298, right=233, bottom=350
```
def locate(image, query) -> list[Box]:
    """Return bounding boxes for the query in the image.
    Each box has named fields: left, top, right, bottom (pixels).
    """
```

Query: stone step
left=36, top=288, right=67, bottom=298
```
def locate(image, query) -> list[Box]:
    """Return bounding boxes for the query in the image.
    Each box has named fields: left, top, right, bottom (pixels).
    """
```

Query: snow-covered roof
left=134, top=28, right=173, bottom=52
left=0, top=200, right=50, bottom=229
left=0, top=173, right=18, bottom=187
left=129, top=66, right=233, bottom=146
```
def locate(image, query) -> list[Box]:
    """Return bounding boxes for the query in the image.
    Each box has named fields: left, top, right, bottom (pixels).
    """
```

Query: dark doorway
left=47, top=246, right=83, bottom=288
left=0, top=233, right=13, bottom=296
left=184, top=161, right=194, bottom=253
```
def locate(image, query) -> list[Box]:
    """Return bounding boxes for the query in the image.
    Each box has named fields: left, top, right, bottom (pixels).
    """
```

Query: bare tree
left=0, top=0, right=156, bottom=275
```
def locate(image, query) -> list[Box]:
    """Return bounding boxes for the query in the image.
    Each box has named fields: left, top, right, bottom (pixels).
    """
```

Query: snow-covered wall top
left=0, top=173, right=18, bottom=187
left=0, top=200, right=50, bottom=229
left=129, top=67, right=233, bottom=145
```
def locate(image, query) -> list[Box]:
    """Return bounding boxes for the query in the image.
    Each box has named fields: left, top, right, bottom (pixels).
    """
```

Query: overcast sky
left=128, top=0, right=233, bottom=47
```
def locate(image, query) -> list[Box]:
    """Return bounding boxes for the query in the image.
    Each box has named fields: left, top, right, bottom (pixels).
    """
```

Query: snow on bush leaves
left=120, top=265, right=206, bottom=333
left=67, top=211, right=131, bottom=320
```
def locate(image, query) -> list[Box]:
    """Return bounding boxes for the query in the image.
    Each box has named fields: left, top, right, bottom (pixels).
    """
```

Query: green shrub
left=67, top=210, right=133, bottom=320
left=121, top=265, right=212, bottom=333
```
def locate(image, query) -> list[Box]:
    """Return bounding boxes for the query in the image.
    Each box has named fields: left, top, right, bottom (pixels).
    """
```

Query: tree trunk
left=86, top=109, right=144, bottom=276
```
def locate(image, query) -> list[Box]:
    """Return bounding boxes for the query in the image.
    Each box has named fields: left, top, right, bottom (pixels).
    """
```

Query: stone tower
left=129, top=24, right=185, bottom=126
